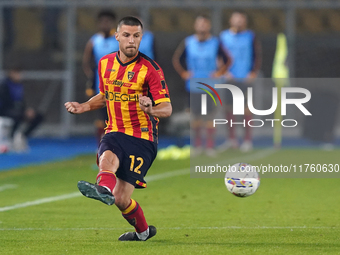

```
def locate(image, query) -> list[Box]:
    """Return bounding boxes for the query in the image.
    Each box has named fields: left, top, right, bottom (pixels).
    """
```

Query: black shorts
left=97, top=132, right=157, bottom=189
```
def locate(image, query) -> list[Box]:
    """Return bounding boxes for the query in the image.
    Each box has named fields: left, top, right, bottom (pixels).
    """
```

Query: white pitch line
left=169, top=226, right=337, bottom=229
left=0, top=184, right=18, bottom=192
left=0, top=192, right=81, bottom=212
left=0, top=168, right=189, bottom=213
left=145, top=168, right=188, bottom=182
left=0, top=226, right=336, bottom=231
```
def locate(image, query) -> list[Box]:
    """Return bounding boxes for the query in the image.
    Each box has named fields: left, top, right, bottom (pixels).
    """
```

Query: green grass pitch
left=0, top=149, right=340, bottom=254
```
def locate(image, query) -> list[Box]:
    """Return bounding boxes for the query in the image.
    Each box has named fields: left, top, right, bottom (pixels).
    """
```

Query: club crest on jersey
left=127, top=71, right=135, bottom=81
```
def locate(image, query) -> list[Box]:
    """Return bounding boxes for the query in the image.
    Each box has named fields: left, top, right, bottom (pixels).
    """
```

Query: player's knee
left=98, top=154, right=118, bottom=172
left=113, top=191, right=131, bottom=210
left=98, top=156, right=110, bottom=170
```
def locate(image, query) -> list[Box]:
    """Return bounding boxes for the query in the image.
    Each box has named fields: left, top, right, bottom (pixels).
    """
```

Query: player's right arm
left=82, top=40, right=94, bottom=80
left=82, top=39, right=95, bottom=96
left=65, top=93, right=106, bottom=114
left=172, top=40, right=191, bottom=80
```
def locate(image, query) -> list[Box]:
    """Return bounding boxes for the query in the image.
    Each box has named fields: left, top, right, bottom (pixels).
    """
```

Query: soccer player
left=82, top=10, right=119, bottom=144
left=172, top=14, right=230, bottom=156
left=219, top=11, right=262, bottom=152
left=65, top=17, right=172, bottom=241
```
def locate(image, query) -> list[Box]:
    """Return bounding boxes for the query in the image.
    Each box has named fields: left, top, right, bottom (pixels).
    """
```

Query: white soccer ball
left=224, top=163, right=260, bottom=197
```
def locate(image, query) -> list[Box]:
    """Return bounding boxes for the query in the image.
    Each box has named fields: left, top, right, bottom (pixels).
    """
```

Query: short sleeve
left=146, top=67, right=171, bottom=105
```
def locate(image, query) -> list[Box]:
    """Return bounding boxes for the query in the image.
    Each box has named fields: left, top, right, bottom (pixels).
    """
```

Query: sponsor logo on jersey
left=105, top=91, right=139, bottom=102
left=106, top=79, right=124, bottom=87
left=105, top=79, right=133, bottom=88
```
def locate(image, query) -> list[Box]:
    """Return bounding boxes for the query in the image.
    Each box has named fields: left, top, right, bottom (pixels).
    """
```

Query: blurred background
left=0, top=0, right=340, bottom=166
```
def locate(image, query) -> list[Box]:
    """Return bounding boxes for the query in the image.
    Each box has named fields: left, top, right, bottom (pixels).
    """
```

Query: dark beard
left=122, top=48, right=137, bottom=58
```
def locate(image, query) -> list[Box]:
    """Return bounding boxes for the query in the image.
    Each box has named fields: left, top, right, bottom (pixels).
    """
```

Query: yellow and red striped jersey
left=98, top=51, right=170, bottom=142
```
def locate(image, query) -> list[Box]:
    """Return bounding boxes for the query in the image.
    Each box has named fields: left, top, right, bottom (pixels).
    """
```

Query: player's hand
left=225, top=71, right=234, bottom=80
left=86, top=88, right=95, bottom=97
left=65, top=102, right=85, bottom=114
left=25, top=108, right=36, bottom=119
left=139, top=95, right=153, bottom=114
left=180, top=71, right=192, bottom=80
left=85, top=77, right=95, bottom=97
left=211, top=70, right=224, bottom=78
left=225, top=71, right=234, bottom=81
left=245, top=71, right=257, bottom=83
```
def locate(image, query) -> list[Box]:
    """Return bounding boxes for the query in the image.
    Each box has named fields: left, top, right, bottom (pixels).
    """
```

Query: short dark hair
left=196, top=14, right=211, bottom=21
left=97, top=10, right=116, bottom=21
left=117, top=16, right=143, bottom=31
left=231, top=10, right=248, bottom=17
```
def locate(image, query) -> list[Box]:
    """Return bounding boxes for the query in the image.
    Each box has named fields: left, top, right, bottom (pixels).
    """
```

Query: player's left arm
left=140, top=66, right=172, bottom=118
left=212, top=42, right=232, bottom=78
left=248, top=34, right=262, bottom=79
left=82, top=39, right=96, bottom=96
left=139, top=97, right=172, bottom=118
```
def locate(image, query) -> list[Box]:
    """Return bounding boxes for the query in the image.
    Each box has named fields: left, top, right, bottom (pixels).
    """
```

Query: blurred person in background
left=136, top=17, right=155, bottom=60
left=172, top=14, right=230, bottom=156
left=0, top=67, right=44, bottom=151
left=82, top=10, right=119, bottom=144
left=139, top=29, right=155, bottom=60
left=219, top=10, right=262, bottom=152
